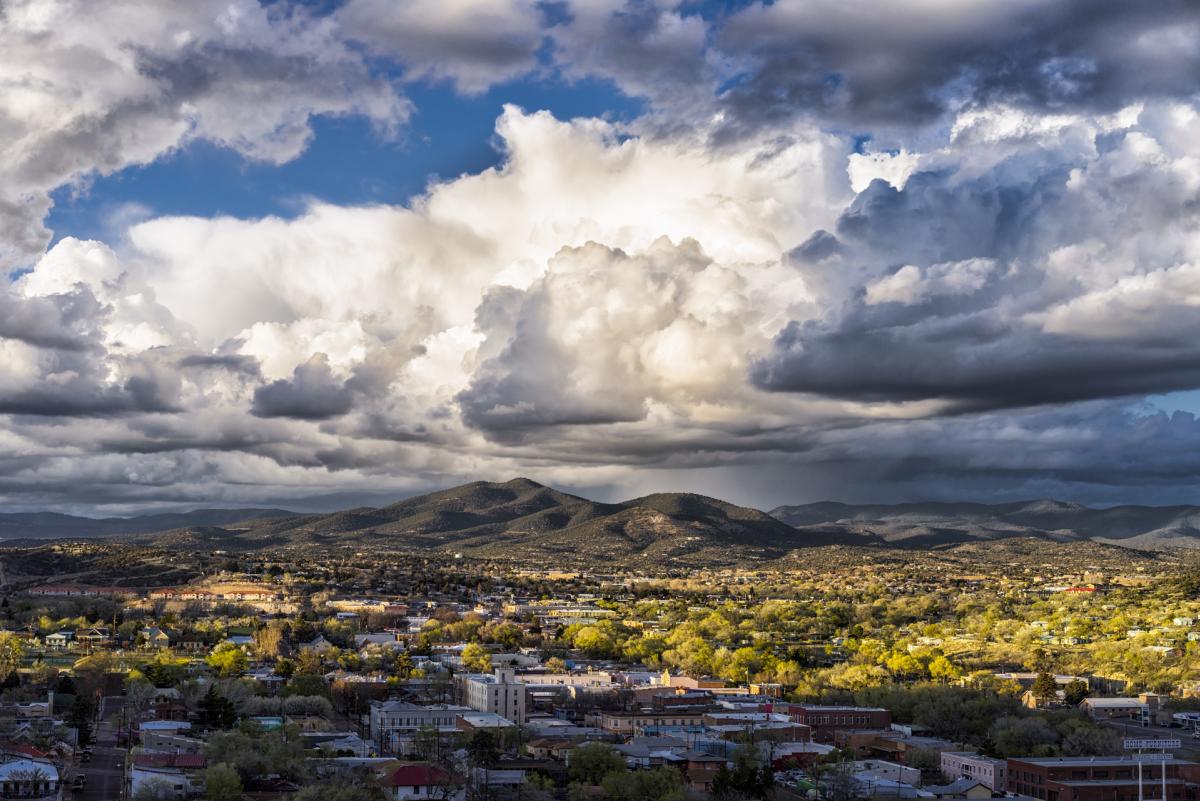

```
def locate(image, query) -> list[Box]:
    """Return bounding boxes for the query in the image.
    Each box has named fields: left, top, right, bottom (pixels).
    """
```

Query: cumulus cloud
left=0, top=0, right=408, bottom=268
left=5, top=2, right=1200, bottom=513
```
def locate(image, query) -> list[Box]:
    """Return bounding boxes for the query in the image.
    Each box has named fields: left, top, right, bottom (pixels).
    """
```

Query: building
left=368, top=702, right=473, bottom=754
left=43, top=631, right=73, bottom=651
left=942, top=751, right=1008, bottom=791
left=785, top=705, right=892, bottom=742
left=0, top=757, right=60, bottom=801
left=455, top=667, right=527, bottom=725
left=1007, top=756, right=1200, bottom=801
left=383, top=762, right=461, bottom=800
left=596, top=709, right=707, bottom=736
left=1080, top=696, right=1154, bottom=723
left=128, top=753, right=206, bottom=799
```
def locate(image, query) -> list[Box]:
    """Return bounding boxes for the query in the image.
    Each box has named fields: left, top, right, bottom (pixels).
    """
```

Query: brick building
left=783, top=705, right=891, bottom=742
left=1007, top=756, right=1200, bottom=801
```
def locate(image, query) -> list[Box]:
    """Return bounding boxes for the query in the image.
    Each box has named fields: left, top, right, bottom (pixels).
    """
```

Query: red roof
left=134, top=753, right=206, bottom=769
left=5, top=743, right=49, bottom=759
left=385, top=763, right=451, bottom=787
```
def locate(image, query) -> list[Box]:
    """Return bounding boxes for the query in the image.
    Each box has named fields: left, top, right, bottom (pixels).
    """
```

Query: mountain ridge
left=3, top=483, right=1200, bottom=557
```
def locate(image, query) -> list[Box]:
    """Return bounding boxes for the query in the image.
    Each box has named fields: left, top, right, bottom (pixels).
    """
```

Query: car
left=78, top=753, right=90, bottom=763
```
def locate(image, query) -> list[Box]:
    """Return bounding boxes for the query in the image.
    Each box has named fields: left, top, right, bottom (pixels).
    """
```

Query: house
left=75, top=627, right=112, bottom=651
left=129, top=753, right=206, bottom=799
left=139, top=627, right=173, bottom=650
left=383, top=762, right=461, bottom=800
left=301, top=635, right=335, bottom=654
left=680, top=750, right=726, bottom=792
left=0, top=756, right=60, bottom=801
left=43, top=631, right=73, bottom=651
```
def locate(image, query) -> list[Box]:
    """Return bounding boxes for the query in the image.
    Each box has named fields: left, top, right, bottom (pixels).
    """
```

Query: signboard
left=1124, top=738, right=1181, bottom=750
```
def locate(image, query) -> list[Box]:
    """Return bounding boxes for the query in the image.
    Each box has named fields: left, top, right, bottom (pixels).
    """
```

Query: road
left=72, top=696, right=126, bottom=801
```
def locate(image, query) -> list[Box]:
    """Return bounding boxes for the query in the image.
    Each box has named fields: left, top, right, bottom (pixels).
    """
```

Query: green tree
left=0, top=632, right=25, bottom=684
left=206, top=643, right=248, bottom=678
left=1063, top=679, right=1090, bottom=706
left=460, top=642, right=492, bottom=673
left=204, top=763, right=242, bottom=801
left=1032, top=672, right=1059, bottom=703
left=568, top=743, right=625, bottom=785
left=199, top=685, right=237, bottom=730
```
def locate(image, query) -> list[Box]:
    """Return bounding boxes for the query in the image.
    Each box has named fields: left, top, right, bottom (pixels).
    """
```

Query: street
left=72, top=696, right=126, bottom=801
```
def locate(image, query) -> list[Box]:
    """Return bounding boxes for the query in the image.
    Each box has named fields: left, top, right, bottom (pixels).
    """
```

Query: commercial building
left=783, top=705, right=892, bottom=741
left=1007, top=755, right=1200, bottom=801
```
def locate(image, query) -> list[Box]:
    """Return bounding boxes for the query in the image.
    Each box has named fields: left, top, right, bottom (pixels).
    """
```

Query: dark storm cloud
left=251, top=354, right=355, bottom=420
left=715, top=0, right=1200, bottom=130
left=752, top=314, right=1200, bottom=411
left=0, top=289, right=103, bottom=351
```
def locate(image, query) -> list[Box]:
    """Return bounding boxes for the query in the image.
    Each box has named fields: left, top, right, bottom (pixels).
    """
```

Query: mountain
left=7, top=483, right=1200, bottom=561
left=769, top=500, right=1200, bottom=549
left=0, top=508, right=295, bottom=540
left=120, top=478, right=857, bottom=561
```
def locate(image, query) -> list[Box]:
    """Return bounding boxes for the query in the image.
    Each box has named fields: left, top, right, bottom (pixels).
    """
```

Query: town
left=0, top=540, right=1194, bottom=801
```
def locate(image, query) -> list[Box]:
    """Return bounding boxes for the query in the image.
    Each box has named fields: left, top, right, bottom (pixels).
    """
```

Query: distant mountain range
left=2, top=481, right=1200, bottom=558
left=0, top=508, right=294, bottom=541
left=769, top=499, right=1200, bottom=550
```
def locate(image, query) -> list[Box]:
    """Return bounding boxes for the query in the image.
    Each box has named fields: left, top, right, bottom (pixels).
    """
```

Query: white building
left=455, top=667, right=527, bottom=725
left=368, top=702, right=473, bottom=754
left=0, top=758, right=60, bottom=801
left=940, top=751, right=1008, bottom=791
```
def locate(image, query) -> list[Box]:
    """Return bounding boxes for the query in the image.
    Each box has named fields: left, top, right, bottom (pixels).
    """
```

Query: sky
left=3, top=0, right=1200, bottom=515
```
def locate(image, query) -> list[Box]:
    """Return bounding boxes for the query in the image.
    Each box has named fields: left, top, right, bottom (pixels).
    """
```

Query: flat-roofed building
left=1007, top=755, right=1200, bottom=801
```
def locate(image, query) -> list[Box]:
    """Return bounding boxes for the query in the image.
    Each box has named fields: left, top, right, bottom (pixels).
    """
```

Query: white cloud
left=0, top=0, right=409, bottom=268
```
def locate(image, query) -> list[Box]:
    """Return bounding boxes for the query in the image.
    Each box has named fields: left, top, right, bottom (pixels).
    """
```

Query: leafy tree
left=253, top=624, right=284, bottom=660
left=711, top=743, right=773, bottom=800
left=600, top=766, right=685, bottom=801
left=293, top=783, right=386, bottom=801
left=206, top=643, right=248, bottom=678
left=460, top=642, right=492, bottom=673
left=132, top=778, right=178, bottom=800
left=466, top=729, right=499, bottom=768
left=989, top=716, right=1059, bottom=757
left=568, top=743, right=625, bottom=785
left=285, top=672, right=328, bottom=698
left=0, top=632, right=24, bottom=684
left=204, top=763, right=242, bottom=801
